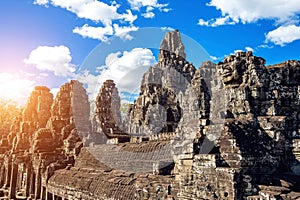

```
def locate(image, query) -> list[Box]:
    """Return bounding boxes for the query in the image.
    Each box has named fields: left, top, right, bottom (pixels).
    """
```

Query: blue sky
left=1, top=0, right=300, bottom=104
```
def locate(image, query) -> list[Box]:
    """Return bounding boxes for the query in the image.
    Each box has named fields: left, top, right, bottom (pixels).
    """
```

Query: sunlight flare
left=0, top=73, right=35, bottom=105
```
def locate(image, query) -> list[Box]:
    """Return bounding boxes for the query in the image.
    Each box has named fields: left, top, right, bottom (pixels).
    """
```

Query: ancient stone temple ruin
left=0, top=30, right=300, bottom=200
left=0, top=81, right=91, bottom=199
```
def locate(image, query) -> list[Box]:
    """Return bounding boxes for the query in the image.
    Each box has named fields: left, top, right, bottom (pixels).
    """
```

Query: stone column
left=25, top=166, right=32, bottom=197
left=29, top=172, right=35, bottom=197
left=34, top=167, right=41, bottom=199
left=46, top=191, right=53, bottom=200
left=0, top=164, right=5, bottom=187
left=9, top=162, right=18, bottom=199
left=3, top=160, right=11, bottom=188
left=41, top=186, right=47, bottom=200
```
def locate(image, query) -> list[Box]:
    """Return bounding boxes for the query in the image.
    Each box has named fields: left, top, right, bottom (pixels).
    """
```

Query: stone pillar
left=46, top=191, right=53, bottom=200
left=41, top=186, right=47, bottom=200
left=4, top=160, right=11, bottom=188
left=25, top=166, right=31, bottom=197
left=34, top=167, right=41, bottom=199
left=0, top=164, right=5, bottom=187
left=9, top=162, right=18, bottom=199
left=29, top=172, right=35, bottom=197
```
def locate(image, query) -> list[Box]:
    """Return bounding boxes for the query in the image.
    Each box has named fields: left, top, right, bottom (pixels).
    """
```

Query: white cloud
left=34, top=0, right=138, bottom=42
left=73, top=24, right=113, bottom=42
left=120, top=9, right=138, bottom=24
left=99, top=48, right=156, bottom=92
left=74, top=70, right=101, bottom=99
left=199, top=0, right=300, bottom=45
left=128, top=0, right=168, bottom=10
left=161, top=27, right=175, bottom=32
left=0, top=73, right=35, bottom=105
left=113, top=24, right=139, bottom=40
left=73, top=23, right=138, bottom=42
left=34, top=0, right=49, bottom=5
left=210, top=56, right=218, bottom=61
left=35, top=0, right=137, bottom=26
left=234, top=49, right=243, bottom=54
left=39, top=73, right=49, bottom=77
left=245, top=46, right=254, bottom=52
left=198, top=16, right=236, bottom=27
left=127, top=0, right=169, bottom=18
left=204, top=0, right=300, bottom=25
left=265, top=25, right=300, bottom=46
left=142, top=12, right=155, bottom=18
left=258, top=44, right=274, bottom=49
left=50, top=87, right=60, bottom=98
left=24, top=45, right=76, bottom=77
left=76, top=48, right=156, bottom=100
left=105, top=51, right=121, bottom=66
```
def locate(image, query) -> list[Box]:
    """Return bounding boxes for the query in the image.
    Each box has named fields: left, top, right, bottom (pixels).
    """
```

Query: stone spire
left=159, top=30, right=186, bottom=61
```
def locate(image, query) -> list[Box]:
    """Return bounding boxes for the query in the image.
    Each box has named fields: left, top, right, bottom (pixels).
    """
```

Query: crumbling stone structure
left=0, top=80, right=91, bottom=199
left=0, top=30, right=299, bottom=200
left=126, top=30, right=195, bottom=135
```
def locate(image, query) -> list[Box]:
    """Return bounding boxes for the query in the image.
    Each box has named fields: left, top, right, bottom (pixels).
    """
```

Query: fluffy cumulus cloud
left=76, top=48, right=156, bottom=100
left=198, top=0, right=300, bottom=45
left=34, top=0, right=136, bottom=25
left=23, top=45, right=156, bottom=101
left=113, top=24, right=139, bottom=40
left=34, top=0, right=138, bottom=42
left=73, top=23, right=138, bottom=42
left=199, top=0, right=300, bottom=25
left=73, top=24, right=114, bottom=42
left=99, top=48, right=156, bottom=92
left=265, top=25, right=300, bottom=46
left=24, top=45, right=76, bottom=77
left=0, top=73, right=35, bottom=105
left=127, top=0, right=170, bottom=18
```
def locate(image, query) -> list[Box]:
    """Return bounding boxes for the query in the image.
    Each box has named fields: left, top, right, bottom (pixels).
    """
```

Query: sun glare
left=0, top=73, right=35, bottom=105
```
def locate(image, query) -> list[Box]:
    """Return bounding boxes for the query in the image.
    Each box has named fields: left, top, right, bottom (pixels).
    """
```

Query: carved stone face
left=220, top=61, right=243, bottom=85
